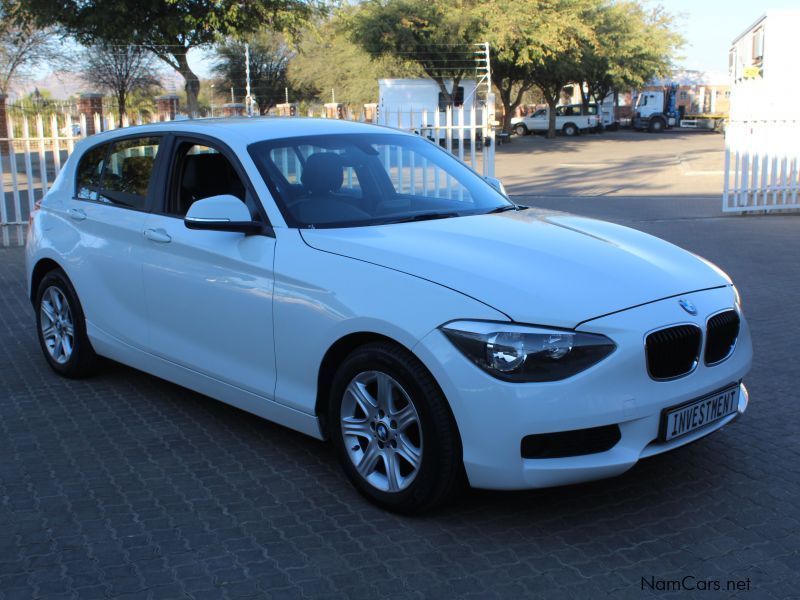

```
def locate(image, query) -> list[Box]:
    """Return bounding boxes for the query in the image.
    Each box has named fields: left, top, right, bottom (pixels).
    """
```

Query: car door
left=65, top=135, right=163, bottom=349
left=139, top=135, right=277, bottom=399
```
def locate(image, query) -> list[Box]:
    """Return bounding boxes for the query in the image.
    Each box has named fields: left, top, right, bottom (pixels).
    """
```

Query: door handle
left=68, top=208, right=86, bottom=221
left=143, top=228, right=172, bottom=244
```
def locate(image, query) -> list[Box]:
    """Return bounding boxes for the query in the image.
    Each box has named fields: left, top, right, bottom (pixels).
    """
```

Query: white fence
left=723, top=119, right=800, bottom=213
left=377, top=104, right=495, bottom=179
left=1, top=107, right=495, bottom=247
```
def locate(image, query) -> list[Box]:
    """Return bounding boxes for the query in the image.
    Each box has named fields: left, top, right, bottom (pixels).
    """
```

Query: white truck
left=377, top=78, right=483, bottom=136
left=510, top=104, right=600, bottom=136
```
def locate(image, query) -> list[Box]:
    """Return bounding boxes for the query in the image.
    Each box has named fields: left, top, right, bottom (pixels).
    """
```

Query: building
left=728, top=9, right=800, bottom=120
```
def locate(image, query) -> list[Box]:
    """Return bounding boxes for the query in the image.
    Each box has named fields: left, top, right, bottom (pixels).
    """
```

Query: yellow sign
left=743, top=66, right=761, bottom=79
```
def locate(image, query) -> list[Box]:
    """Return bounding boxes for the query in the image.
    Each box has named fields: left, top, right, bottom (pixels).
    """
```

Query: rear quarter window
left=75, top=144, right=108, bottom=200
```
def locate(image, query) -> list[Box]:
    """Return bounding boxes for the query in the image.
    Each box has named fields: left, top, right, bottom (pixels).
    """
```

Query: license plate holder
left=659, top=384, right=740, bottom=442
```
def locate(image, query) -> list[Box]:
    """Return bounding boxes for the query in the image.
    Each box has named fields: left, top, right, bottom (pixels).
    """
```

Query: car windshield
left=248, top=133, right=513, bottom=228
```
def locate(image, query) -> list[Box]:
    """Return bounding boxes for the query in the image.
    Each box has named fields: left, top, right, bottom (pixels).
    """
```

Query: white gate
left=723, top=119, right=800, bottom=212
left=377, top=104, right=495, bottom=178
left=2, top=107, right=497, bottom=247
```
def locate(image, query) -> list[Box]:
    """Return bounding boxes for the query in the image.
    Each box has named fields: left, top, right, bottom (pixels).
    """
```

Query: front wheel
left=328, top=342, right=464, bottom=514
left=649, top=118, right=665, bottom=133
left=514, top=123, right=528, bottom=136
left=35, top=269, right=99, bottom=378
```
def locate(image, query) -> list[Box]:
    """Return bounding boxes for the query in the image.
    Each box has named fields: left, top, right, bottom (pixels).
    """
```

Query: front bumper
left=414, top=286, right=753, bottom=490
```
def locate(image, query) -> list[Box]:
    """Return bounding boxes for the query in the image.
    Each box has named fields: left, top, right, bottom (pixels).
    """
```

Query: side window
left=100, top=137, right=160, bottom=210
left=170, top=142, right=260, bottom=219
left=556, top=106, right=566, bottom=116
left=75, top=144, right=108, bottom=200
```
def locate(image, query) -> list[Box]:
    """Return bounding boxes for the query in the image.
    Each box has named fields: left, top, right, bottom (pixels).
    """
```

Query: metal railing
left=723, top=119, right=800, bottom=213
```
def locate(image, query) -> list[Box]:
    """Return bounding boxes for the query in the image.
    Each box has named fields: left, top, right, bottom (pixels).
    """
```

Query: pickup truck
left=511, top=104, right=600, bottom=136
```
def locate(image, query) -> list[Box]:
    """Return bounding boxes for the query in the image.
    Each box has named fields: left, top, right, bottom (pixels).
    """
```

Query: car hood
left=300, top=209, right=730, bottom=328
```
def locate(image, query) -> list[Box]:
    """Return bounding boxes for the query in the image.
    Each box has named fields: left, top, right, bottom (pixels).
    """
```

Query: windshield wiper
left=383, top=211, right=461, bottom=224
left=483, top=204, right=518, bottom=214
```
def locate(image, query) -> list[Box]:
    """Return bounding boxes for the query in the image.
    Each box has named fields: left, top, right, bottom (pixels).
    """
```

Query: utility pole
left=245, top=43, right=253, bottom=116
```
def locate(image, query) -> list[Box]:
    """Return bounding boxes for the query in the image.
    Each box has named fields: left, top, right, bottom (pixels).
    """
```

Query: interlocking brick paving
left=1, top=197, right=798, bottom=599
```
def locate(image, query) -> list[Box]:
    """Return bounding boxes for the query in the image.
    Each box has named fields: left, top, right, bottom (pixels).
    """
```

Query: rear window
left=75, top=136, right=161, bottom=210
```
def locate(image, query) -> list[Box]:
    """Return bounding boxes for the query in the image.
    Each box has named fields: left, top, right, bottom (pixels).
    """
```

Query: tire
left=328, top=341, right=464, bottom=514
left=562, top=123, right=578, bottom=136
left=514, top=123, right=528, bottom=136
left=649, top=118, right=665, bottom=133
left=35, top=268, right=99, bottom=378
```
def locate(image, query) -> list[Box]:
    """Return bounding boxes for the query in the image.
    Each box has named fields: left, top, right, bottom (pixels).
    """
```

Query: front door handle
left=68, top=208, right=86, bottom=221
left=143, top=228, right=172, bottom=244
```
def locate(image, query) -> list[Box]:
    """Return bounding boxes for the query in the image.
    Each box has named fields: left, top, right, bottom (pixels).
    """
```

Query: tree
left=0, top=15, right=56, bottom=94
left=80, top=43, right=162, bottom=126
left=4, top=0, right=318, bottom=116
left=212, top=32, right=292, bottom=115
left=349, top=0, right=482, bottom=107
left=480, top=0, right=589, bottom=134
left=578, top=1, right=683, bottom=110
left=290, top=10, right=421, bottom=107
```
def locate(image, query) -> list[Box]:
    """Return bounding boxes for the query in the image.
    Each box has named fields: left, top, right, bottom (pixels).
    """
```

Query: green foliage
left=212, top=32, right=293, bottom=114
left=289, top=10, right=421, bottom=107
left=348, top=0, right=482, bottom=105
left=5, top=0, right=321, bottom=114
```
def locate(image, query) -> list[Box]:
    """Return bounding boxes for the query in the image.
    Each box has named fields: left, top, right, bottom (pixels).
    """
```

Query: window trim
left=73, top=133, right=165, bottom=213
left=156, top=132, right=274, bottom=236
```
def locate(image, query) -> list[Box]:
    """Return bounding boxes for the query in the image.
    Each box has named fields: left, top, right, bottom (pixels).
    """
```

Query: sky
left=23, top=1, right=800, bottom=98
left=661, top=0, right=800, bottom=73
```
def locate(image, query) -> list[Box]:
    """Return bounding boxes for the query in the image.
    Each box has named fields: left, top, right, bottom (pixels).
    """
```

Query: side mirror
left=483, top=176, right=509, bottom=198
left=184, top=194, right=265, bottom=235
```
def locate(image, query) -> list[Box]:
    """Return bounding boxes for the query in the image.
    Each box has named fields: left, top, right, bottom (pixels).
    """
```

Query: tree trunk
left=117, top=90, right=126, bottom=128
left=173, top=52, right=201, bottom=118
left=546, top=95, right=558, bottom=139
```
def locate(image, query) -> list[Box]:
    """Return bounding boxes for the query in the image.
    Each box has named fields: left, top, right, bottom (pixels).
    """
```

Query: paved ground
left=2, top=132, right=799, bottom=599
left=497, top=129, right=726, bottom=197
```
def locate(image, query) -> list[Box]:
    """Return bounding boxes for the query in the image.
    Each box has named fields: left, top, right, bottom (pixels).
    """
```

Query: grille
left=521, top=425, right=621, bottom=459
left=645, top=324, right=702, bottom=380
left=705, top=310, right=740, bottom=365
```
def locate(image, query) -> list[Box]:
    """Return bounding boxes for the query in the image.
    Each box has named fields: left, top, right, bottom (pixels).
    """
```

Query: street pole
left=245, top=43, right=252, bottom=116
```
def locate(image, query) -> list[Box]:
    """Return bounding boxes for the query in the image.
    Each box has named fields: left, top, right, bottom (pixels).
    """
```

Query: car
left=26, top=118, right=752, bottom=513
left=510, top=104, right=600, bottom=136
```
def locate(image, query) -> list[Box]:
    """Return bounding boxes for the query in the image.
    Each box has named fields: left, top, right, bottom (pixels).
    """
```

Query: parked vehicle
left=633, top=85, right=679, bottom=132
left=377, top=78, right=482, bottom=138
left=26, top=118, right=752, bottom=513
left=511, top=104, right=600, bottom=136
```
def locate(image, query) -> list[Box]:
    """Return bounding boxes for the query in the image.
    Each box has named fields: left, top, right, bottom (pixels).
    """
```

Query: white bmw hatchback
left=26, top=118, right=752, bottom=513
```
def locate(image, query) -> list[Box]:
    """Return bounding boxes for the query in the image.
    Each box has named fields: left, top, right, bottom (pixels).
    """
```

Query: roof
left=83, top=117, right=400, bottom=147
left=731, top=10, right=800, bottom=46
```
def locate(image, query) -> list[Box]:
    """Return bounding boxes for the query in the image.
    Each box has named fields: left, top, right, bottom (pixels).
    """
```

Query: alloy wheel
left=39, top=286, right=75, bottom=364
left=340, top=370, right=423, bottom=493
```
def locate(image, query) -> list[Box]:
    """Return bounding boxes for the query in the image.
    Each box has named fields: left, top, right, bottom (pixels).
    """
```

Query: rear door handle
left=68, top=208, right=86, bottom=221
left=143, top=228, right=172, bottom=244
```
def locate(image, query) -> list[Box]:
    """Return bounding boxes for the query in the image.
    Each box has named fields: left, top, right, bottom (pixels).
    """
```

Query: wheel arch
left=29, top=257, right=64, bottom=305
left=314, top=331, right=448, bottom=439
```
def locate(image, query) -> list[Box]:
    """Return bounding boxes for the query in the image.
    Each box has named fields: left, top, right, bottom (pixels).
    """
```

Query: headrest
left=301, top=153, right=344, bottom=195
left=182, top=153, right=231, bottom=193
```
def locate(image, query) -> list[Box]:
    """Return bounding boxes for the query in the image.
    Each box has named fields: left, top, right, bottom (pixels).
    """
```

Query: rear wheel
left=514, top=123, right=528, bottom=136
left=328, top=342, right=463, bottom=514
left=35, top=269, right=99, bottom=378
left=562, top=123, right=578, bottom=136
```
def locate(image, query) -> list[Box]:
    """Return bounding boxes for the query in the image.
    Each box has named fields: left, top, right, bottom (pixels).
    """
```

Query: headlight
left=732, top=285, right=742, bottom=310
left=441, top=321, right=616, bottom=382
